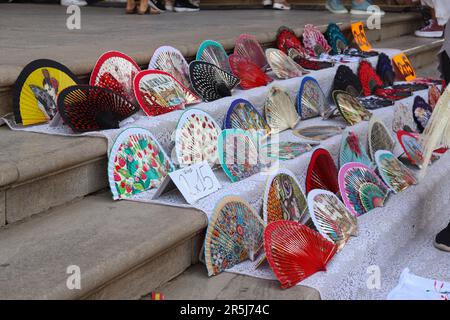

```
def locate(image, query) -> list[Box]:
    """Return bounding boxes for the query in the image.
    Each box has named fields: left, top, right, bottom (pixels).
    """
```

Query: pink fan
left=229, top=54, right=273, bottom=90
left=302, top=24, right=331, bottom=58
left=234, top=34, right=268, bottom=70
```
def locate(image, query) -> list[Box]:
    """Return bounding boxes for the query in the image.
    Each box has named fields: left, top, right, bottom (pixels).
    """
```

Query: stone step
left=0, top=191, right=207, bottom=299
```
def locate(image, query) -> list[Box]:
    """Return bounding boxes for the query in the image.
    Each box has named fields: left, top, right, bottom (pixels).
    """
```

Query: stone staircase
left=0, top=8, right=442, bottom=299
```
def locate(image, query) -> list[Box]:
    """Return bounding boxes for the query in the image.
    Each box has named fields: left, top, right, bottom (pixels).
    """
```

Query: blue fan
left=339, top=131, right=373, bottom=168
left=412, top=96, right=433, bottom=133
left=376, top=53, right=395, bottom=87
left=325, top=23, right=349, bottom=55
left=196, top=40, right=232, bottom=74
left=224, top=98, right=270, bottom=135
left=296, top=76, right=330, bottom=119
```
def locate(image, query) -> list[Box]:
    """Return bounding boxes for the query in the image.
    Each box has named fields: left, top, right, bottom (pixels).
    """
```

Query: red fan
left=305, top=148, right=339, bottom=195
left=229, top=55, right=273, bottom=89
left=276, top=26, right=307, bottom=56
left=358, top=60, right=383, bottom=97
left=264, top=221, right=337, bottom=289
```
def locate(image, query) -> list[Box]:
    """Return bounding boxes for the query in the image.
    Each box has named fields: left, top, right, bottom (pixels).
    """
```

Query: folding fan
left=276, top=26, right=306, bottom=56
left=174, top=108, right=221, bottom=167
left=288, top=48, right=333, bottom=71
left=376, top=53, right=395, bottom=87
left=262, top=169, right=308, bottom=225
left=57, top=85, right=138, bottom=133
left=333, top=90, right=371, bottom=125
left=367, top=116, right=395, bottom=161
left=260, top=142, right=311, bottom=161
left=133, top=70, right=201, bottom=116
left=324, top=23, right=348, bottom=55
left=305, top=148, right=339, bottom=195
left=234, top=34, right=268, bottom=70
left=90, top=51, right=140, bottom=103
left=228, top=54, right=273, bottom=90
left=205, top=195, right=265, bottom=276
left=392, top=103, right=417, bottom=133
left=189, top=60, right=240, bottom=102
left=264, top=86, right=300, bottom=134
left=332, top=65, right=362, bottom=97
left=293, top=125, right=344, bottom=142
left=428, top=84, right=441, bottom=109
left=265, top=48, right=306, bottom=80
left=397, top=130, right=426, bottom=168
left=302, top=24, right=331, bottom=58
left=358, top=96, right=394, bottom=110
left=339, top=131, right=373, bottom=168
left=13, top=59, right=80, bottom=125
left=218, top=129, right=261, bottom=182
left=296, top=76, right=330, bottom=119
left=391, top=83, right=428, bottom=92
left=196, top=40, right=232, bottom=74
left=338, top=162, right=389, bottom=217
left=375, top=150, right=417, bottom=193
left=224, top=98, right=270, bottom=134
left=358, top=60, right=383, bottom=97
left=108, top=127, right=174, bottom=200
left=264, top=220, right=337, bottom=289
left=307, top=189, right=357, bottom=251
left=412, top=96, right=433, bottom=133
left=148, top=45, right=192, bottom=90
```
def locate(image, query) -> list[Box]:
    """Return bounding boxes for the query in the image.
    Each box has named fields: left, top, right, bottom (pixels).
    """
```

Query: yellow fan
left=13, top=59, right=79, bottom=125
left=264, top=86, right=300, bottom=133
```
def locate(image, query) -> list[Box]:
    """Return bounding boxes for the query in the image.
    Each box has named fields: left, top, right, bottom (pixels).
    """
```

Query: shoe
left=273, top=1, right=290, bottom=10
left=174, top=0, right=199, bottom=12
left=350, top=0, right=385, bottom=15
left=165, top=1, right=174, bottom=11
left=262, top=0, right=272, bottom=8
left=61, top=0, right=87, bottom=6
left=325, top=0, right=348, bottom=14
left=415, top=20, right=444, bottom=38
left=149, top=0, right=165, bottom=12
left=435, top=223, right=450, bottom=252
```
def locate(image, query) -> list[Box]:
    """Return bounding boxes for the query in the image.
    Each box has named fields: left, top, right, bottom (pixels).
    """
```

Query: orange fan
left=264, top=221, right=337, bottom=289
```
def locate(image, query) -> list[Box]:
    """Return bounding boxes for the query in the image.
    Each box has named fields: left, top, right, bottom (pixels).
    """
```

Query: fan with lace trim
left=276, top=26, right=307, bottom=56
left=332, top=65, right=362, bottom=97
left=324, top=23, right=348, bottom=55
left=234, top=34, right=268, bottom=70
left=302, top=24, right=331, bottom=58
left=228, top=54, right=273, bottom=90
left=288, top=48, right=333, bottom=71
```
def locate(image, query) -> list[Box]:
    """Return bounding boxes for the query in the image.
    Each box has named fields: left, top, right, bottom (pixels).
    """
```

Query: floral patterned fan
left=174, top=108, right=221, bottom=167
left=428, top=84, right=441, bottom=109
left=333, top=90, right=371, bottom=125
left=234, top=34, right=268, bottom=70
left=392, top=103, right=417, bottom=133
left=265, top=48, right=307, bottom=79
left=293, top=125, right=344, bottom=142
left=90, top=51, right=140, bottom=103
left=307, top=189, right=358, bottom=251
left=264, top=86, right=300, bottom=133
left=375, top=150, right=417, bottom=193
left=264, top=221, right=337, bottom=288
left=224, top=98, right=270, bottom=134
left=259, top=142, right=311, bottom=161
left=205, top=195, right=264, bottom=276
left=228, top=54, right=272, bottom=90
left=339, top=131, right=373, bottom=168
left=108, top=127, right=174, bottom=200
left=276, top=26, right=307, bottom=56
left=368, top=116, right=396, bottom=161
left=296, top=76, right=331, bottom=119
left=397, top=130, right=426, bottom=168
left=305, top=148, right=339, bottom=195
left=262, top=168, right=308, bottom=225
left=324, top=23, right=348, bottom=55
left=302, top=24, right=331, bottom=58
left=338, top=162, right=389, bottom=217
left=358, top=60, right=383, bottom=96
left=412, top=95, right=433, bottom=133
left=196, top=40, right=232, bottom=74
left=133, top=70, right=201, bottom=116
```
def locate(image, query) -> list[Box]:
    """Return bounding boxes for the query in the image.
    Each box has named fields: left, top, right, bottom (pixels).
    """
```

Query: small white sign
left=153, top=161, right=221, bottom=204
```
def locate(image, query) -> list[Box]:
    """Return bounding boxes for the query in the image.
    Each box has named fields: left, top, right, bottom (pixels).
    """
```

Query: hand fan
left=358, top=96, right=394, bottom=110
left=368, top=116, right=396, bottom=161
left=288, top=48, right=334, bottom=70
left=338, top=162, right=389, bottom=217
left=265, top=48, right=306, bottom=79
left=374, top=150, right=417, bottom=193
left=264, top=221, right=337, bottom=289
left=262, top=168, right=308, bottom=225
left=276, top=26, right=306, bottom=56
left=428, top=84, right=441, bottom=109
left=302, top=24, right=331, bottom=58
left=293, top=125, right=344, bottom=142
left=90, top=51, right=140, bottom=103
left=305, top=148, right=339, bottom=195
left=224, top=98, right=270, bottom=134
left=392, top=103, right=417, bottom=133
left=196, top=40, right=232, bottom=74
left=339, top=131, right=373, bottom=168
left=218, top=129, right=261, bottom=182
left=264, top=86, right=300, bottom=134
left=391, top=83, right=428, bottom=92
left=324, top=23, right=348, bottom=55
left=174, top=108, right=221, bottom=167
left=108, top=127, right=174, bottom=200
left=57, top=85, right=138, bottom=133
left=332, top=65, right=362, bottom=97
left=376, top=53, right=395, bottom=87
left=205, top=195, right=264, bottom=276
left=259, top=142, right=311, bottom=161
left=412, top=96, right=433, bottom=133
left=358, top=60, right=383, bottom=97
left=332, top=90, right=371, bottom=125
left=228, top=54, right=273, bottom=90
left=189, top=60, right=240, bottom=102
left=397, top=130, right=426, bottom=167
left=343, top=48, right=379, bottom=58
left=234, top=34, right=268, bottom=70
left=148, top=46, right=191, bottom=90
left=133, top=70, right=201, bottom=116
left=307, top=189, right=357, bottom=251
left=296, top=76, right=330, bottom=119
left=13, top=59, right=80, bottom=125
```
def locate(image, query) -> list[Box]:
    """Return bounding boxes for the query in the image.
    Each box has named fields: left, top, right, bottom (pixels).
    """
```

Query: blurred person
left=126, top=0, right=160, bottom=14
left=263, top=0, right=291, bottom=10
left=326, top=0, right=385, bottom=15
left=413, top=0, right=450, bottom=38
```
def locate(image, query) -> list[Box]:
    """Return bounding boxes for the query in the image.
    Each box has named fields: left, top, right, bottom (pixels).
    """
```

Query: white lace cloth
left=7, top=48, right=449, bottom=300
